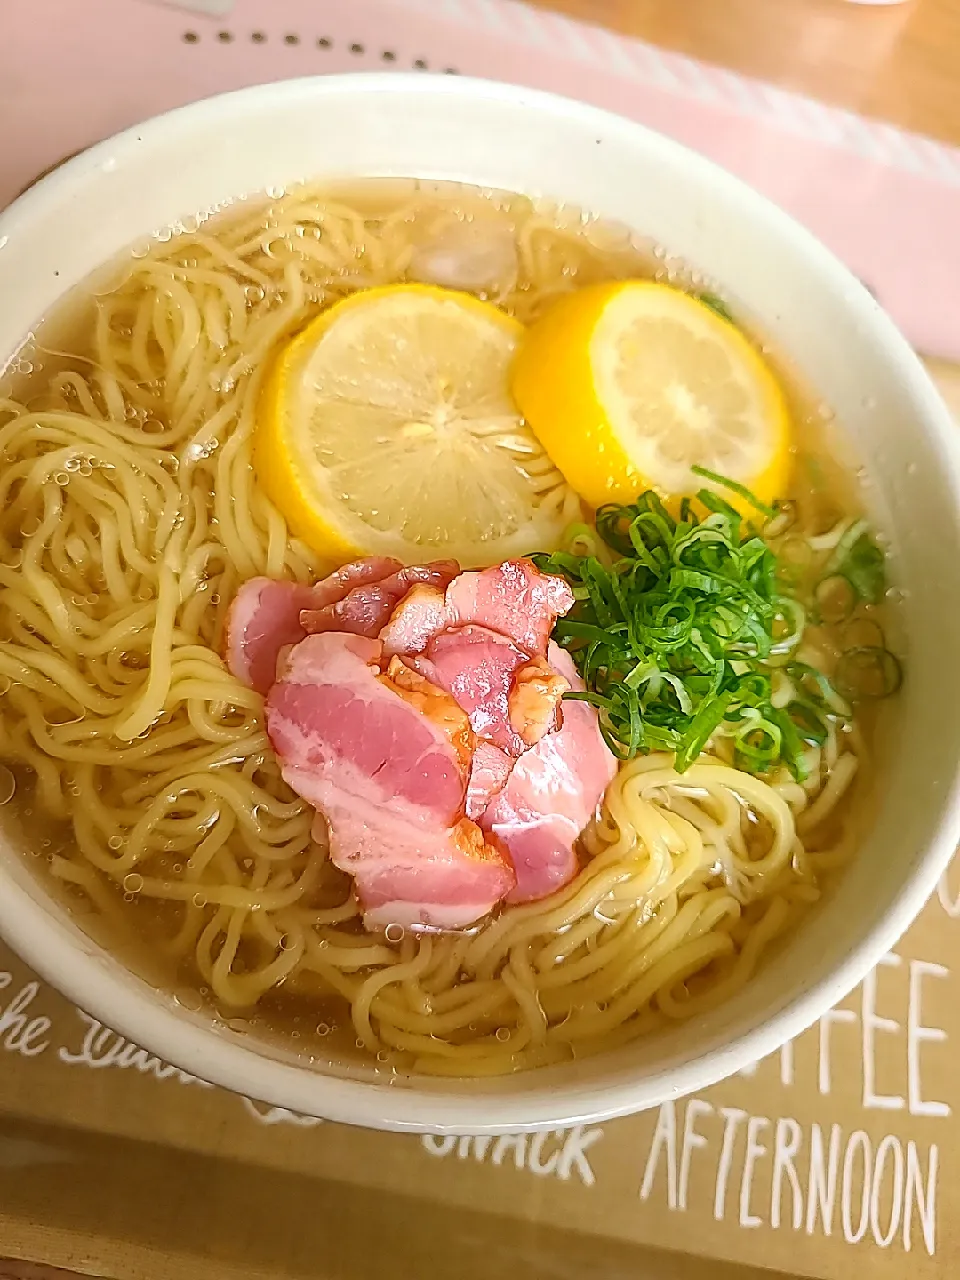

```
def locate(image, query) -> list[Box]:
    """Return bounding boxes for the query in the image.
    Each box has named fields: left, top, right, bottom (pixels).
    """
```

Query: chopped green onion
left=790, top=661, right=853, bottom=719
left=537, top=477, right=899, bottom=779
left=824, top=527, right=887, bottom=606
left=839, top=617, right=887, bottom=652
left=562, top=521, right=604, bottom=559
left=691, top=465, right=775, bottom=519
left=769, top=707, right=812, bottom=781
left=834, top=647, right=903, bottom=700
left=771, top=598, right=806, bottom=653
left=814, top=575, right=857, bottom=625
left=734, top=716, right=782, bottom=771
left=674, top=691, right=732, bottom=773
left=786, top=702, right=829, bottom=748
left=697, top=292, right=734, bottom=323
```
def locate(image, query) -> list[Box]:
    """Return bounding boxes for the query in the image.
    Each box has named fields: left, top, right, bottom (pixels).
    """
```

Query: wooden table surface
left=927, top=358, right=960, bottom=418
left=530, top=0, right=960, bottom=146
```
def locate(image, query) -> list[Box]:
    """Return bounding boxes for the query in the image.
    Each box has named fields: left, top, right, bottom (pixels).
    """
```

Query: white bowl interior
left=0, top=75, right=958, bottom=1133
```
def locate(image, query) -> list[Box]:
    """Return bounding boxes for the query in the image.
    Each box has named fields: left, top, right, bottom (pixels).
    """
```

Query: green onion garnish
left=697, top=292, right=734, bottom=324
left=537, top=483, right=900, bottom=779
left=834, top=646, right=902, bottom=701
left=691, top=465, right=776, bottom=519
left=822, top=524, right=887, bottom=606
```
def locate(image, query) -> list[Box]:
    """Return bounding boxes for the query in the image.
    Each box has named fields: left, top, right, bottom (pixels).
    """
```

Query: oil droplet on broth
left=123, top=872, right=144, bottom=894
left=174, top=988, right=204, bottom=1013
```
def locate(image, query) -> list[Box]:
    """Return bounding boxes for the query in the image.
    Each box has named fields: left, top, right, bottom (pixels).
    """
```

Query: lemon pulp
left=256, top=284, right=573, bottom=567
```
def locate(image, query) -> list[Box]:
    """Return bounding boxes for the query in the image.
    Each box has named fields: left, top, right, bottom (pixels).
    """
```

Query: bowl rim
left=2, top=71, right=959, bottom=1134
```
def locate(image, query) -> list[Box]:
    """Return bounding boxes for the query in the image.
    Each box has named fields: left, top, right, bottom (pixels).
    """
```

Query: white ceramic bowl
left=0, top=74, right=958, bottom=1134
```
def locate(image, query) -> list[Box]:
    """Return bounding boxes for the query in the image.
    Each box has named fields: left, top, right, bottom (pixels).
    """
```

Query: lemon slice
left=255, top=284, right=572, bottom=567
left=511, top=281, right=791, bottom=514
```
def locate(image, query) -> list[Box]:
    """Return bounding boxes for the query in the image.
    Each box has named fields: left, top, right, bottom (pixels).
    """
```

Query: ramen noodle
left=0, top=180, right=897, bottom=1075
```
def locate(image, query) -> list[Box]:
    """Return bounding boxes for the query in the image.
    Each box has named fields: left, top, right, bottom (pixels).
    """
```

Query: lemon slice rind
left=511, top=280, right=790, bottom=514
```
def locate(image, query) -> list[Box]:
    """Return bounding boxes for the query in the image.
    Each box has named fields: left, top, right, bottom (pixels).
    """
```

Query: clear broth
left=0, top=180, right=899, bottom=1077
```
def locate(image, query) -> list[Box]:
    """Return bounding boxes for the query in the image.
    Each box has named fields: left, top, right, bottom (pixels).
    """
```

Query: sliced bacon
left=317, top=804, right=512, bottom=930
left=465, top=742, right=514, bottom=820
left=379, top=654, right=474, bottom=775
left=508, top=655, right=569, bottom=747
left=300, top=561, right=459, bottom=640
left=225, top=577, right=318, bottom=696
left=265, top=632, right=513, bottom=929
left=233, top=555, right=606, bottom=926
left=446, top=559, right=575, bottom=656
left=266, top=633, right=469, bottom=810
left=381, top=558, right=574, bottom=658
left=415, top=626, right=570, bottom=826
left=418, top=625, right=531, bottom=757
left=226, top=557, right=457, bottom=695
left=308, top=557, right=405, bottom=607
left=380, top=584, right=451, bottom=657
left=480, top=644, right=617, bottom=904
